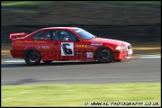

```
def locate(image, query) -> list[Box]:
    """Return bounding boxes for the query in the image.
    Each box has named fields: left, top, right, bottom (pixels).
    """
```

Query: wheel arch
left=23, top=49, right=42, bottom=65
left=94, top=45, right=114, bottom=60
left=23, top=49, right=41, bottom=59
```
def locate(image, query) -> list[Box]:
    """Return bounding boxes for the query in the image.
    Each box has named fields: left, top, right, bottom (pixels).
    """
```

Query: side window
left=52, top=30, right=60, bottom=40
left=32, top=30, right=51, bottom=40
left=44, top=31, right=51, bottom=40
left=68, top=32, right=80, bottom=41
left=52, top=30, right=79, bottom=41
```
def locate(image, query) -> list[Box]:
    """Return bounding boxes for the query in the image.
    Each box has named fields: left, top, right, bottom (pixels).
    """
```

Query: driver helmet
left=60, top=31, right=68, bottom=36
left=60, top=31, right=69, bottom=40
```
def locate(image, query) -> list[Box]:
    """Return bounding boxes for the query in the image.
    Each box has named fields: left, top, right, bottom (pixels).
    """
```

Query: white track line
left=5, top=60, right=25, bottom=63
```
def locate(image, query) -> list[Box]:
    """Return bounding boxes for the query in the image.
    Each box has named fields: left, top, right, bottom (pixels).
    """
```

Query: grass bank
left=2, top=83, right=160, bottom=107
left=90, top=1, right=161, bottom=6
left=2, top=1, right=160, bottom=7
left=1, top=1, right=53, bottom=9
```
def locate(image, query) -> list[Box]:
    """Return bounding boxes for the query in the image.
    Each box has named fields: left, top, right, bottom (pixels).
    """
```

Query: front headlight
left=127, top=45, right=132, bottom=49
left=115, top=46, right=126, bottom=50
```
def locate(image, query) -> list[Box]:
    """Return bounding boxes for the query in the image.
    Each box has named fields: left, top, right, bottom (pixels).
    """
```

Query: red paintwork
left=10, top=27, right=132, bottom=61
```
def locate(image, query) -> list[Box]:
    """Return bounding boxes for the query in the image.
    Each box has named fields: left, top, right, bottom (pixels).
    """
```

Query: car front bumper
left=114, top=48, right=133, bottom=60
left=114, top=51, right=128, bottom=60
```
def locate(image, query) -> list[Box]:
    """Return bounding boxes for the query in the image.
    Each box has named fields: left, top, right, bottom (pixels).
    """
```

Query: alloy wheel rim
left=28, top=52, right=38, bottom=62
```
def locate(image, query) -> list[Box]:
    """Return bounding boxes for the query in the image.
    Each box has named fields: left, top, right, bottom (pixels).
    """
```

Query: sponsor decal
left=76, top=44, right=87, bottom=48
left=15, top=40, right=47, bottom=44
left=15, top=40, right=24, bottom=43
left=34, top=40, right=46, bottom=43
left=75, top=52, right=84, bottom=55
left=91, top=42, right=103, bottom=46
left=41, top=46, right=50, bottom=49
left=86, top=52, right=93, bottom=58
left=75, top=44, right=94, bottom=48
left=61, top=42, right=74, bottom=56
left=25, top=40, right=33, bottom=43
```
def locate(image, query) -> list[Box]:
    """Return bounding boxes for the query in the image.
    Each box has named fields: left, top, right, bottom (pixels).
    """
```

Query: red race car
left=10, top=27, right=133, bottom=65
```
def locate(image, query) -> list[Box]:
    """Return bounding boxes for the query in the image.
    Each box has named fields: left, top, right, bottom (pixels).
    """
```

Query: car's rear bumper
left=10, top=50, right=24, bottom=58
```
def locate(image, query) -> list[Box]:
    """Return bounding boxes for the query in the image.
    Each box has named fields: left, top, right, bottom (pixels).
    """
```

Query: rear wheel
left=95, top=47, right=114, bottom=63
left=43, top=60, right=53, bottom=64
left=24, top=50, right=41, bottom=65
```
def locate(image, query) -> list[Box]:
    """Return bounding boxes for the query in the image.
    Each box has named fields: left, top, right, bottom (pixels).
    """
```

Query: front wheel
left=95, top=47, right=114, bottom=63
left=24, top=50, right=41, bottom=65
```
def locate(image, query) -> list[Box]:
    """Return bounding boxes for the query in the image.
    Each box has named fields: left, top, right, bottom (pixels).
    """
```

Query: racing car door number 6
left=61, top=42, right=74, bottom=56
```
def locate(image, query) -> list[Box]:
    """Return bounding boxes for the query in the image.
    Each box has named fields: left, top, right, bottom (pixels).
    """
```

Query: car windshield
left=74, top=28, right=96, bottom=40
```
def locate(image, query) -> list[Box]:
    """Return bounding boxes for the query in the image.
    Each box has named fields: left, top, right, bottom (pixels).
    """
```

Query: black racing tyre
left=24, top=50, right=41, bottom=65
left=43, top=60, right=53, bottom=64
left=95, top=47, right=114, bottom=63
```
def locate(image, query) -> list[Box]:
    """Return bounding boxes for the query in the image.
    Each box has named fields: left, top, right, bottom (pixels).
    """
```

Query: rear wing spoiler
left=10, top=32, right=28, bottom=39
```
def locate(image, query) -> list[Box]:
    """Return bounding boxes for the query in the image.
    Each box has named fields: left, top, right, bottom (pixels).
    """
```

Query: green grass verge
left=2, top=82, right=160, bottom=107
left=1, top=1, right=53, bottom=9
left=89, top=1, right=161, bottom=6
left=1, top=1, right=161, bottom=8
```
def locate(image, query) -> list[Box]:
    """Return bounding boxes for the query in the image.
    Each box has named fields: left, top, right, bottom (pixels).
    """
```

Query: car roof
left=41, top=27, right=81, bottom=30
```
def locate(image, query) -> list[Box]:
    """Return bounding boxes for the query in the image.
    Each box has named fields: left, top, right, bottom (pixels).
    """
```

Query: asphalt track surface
left=1, top=58, right=161, bottom=85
